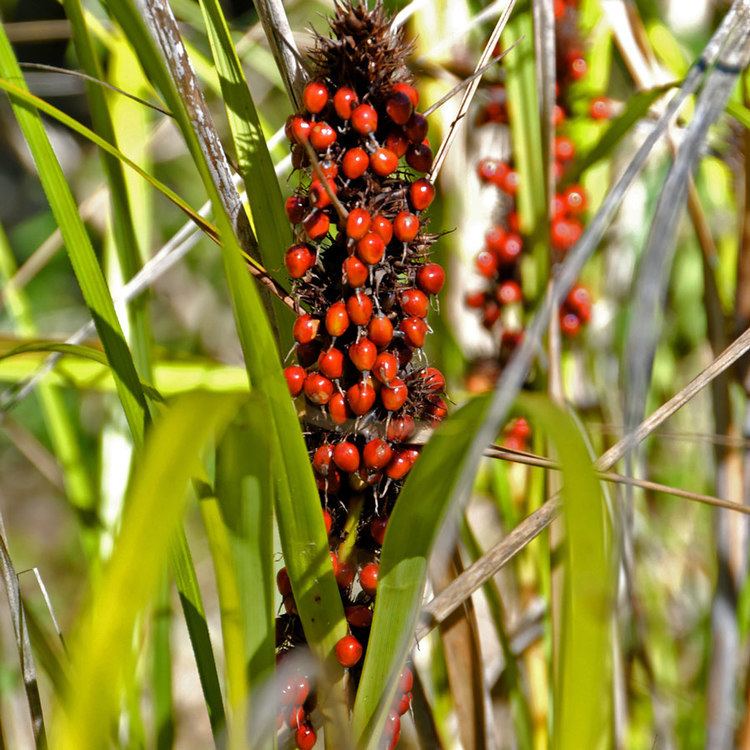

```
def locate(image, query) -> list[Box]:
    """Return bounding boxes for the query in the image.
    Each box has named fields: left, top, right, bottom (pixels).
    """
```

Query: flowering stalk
left=274, top=3, right=447, bottom=747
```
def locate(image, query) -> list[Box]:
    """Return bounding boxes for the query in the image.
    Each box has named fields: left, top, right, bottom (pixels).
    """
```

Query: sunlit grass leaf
left=52, top=392, right=242, bottom=749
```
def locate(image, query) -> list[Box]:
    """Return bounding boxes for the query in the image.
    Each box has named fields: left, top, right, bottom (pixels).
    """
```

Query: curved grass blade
left=51, top=392, right=242, bottom=750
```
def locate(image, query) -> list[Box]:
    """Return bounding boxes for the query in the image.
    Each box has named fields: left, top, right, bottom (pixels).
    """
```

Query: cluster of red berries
left=467, top=0, right=603, bottom=347
left=276, top=4, right=447, bottom=746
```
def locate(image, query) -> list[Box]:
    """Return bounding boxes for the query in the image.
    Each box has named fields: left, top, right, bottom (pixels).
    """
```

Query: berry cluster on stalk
left=276, top=3, right=446, bottom=747
left=466, top=0, right=609, bottom=361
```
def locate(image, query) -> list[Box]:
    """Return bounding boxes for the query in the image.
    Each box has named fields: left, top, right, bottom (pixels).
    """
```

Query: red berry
left=303, top=80, right=329, bottom=113
left=351, top=104, right=378, bottom=134
left=304, top=373, right=334, bottom=405
left=370, top=148, right=399, bottom=177
left=567, top=284, right=592, bottom=322
left=426, top=396, right=447, bottom=422
left=295, top=723, right=317, bottom=750
left=346, top=605, right=373, bottom=628
left=319, top=159, right=338, bottom=179
left=398, top=691, right=412, bottom=715
left=563, top=184, right=587, bottom=215
left=346, top=291, right=373, bottom=325
left=285, top=243, right=316, bottom=278
left=343, top=256, right=368, bottom=287
left=387, top=415, right=415, bottom=442
left=310, top=121, right=337, bottom=151
left=500, top=168, right=520, bottom=194
left=342, top=147, right=369, bottom=179
left=508, top=211, right=521, bottom=233
left=347, top=379, right=377, bottom=415
left=475, top=250, right=498, bottom=278
left=477, top=158, right=508, bottom=185
left=590, top=95, right=614, bottom=120
left=276, top=567, right=292, bottom=595
left=386, top=450, right=415, bottom=479
left=284, top=365, right=306, bottom=396
left=288, top=705, right=306, bottom=729
left=335, top=634, right=363, bottom=667
left=381, top=379, right=408, bottom=411
left=482, top=301, right=500, bottom=328
left=552, top=193, right=567, bottom=220
left=409, top=178, right=435, bottom=211
left=329, top=392, right=350, bottom=424
left=386, top=92, right=414, bottom=124
left=357, top=232, right=386, bottom=265
left=318, top=347, right=344, bottom=379
left=303, top=209, right=329, bottom=240
left=404, top=113, right=428, bottom=143
left=325, top=301, right=350, bottom=337
left=368, top=315, right=394, bottom=348
left=323, top=509, right=333, bottom=534
left=560, top=311, right=581, bottom=337
left=399, top=317, right=428, bottom=348
left=406, top=142, right=433, bottom=173
left=393, top=82, right=419, bottom=107
left=554, top=135, right=575, bottom=162
left=334, top=86, right=358, bottom=119
left=286, top=115, right=311, bottom=143
left=400, top=288, right=429, bottom=317
left=420, top=367, right=445, bottom=392
left=485, top=226, right=506, bottom=254
left=293, top=314, right=319, bottom=344
left=569, top=55, right=587, bottom=80
left=349, top=338, right=377, bottom=371
left=498, top=233, right=523, bottom=264
left=370, top=516, right=389, bottom=545
left=285, top=194, right=306, bottom=223
left=373, top=353, right=399, bottom=384
left=359, top=562, right=379, bottom=596
left=363, top=438, right=393, bottom=469
left=551, top=218, right=582, bottom=251
left=466, top=290, right=486, bottom=308
left=336, top=560, right=356, bottom=588
left=371, top=214, right=393, bottom=245
left=552, top=103, right=566, bottom=127
left=416, top=262, right=445, bottom=294
left=394, top=212, right=419, bottom=242
left=346, top=207, right=372, bottom=240
left=309, top=178, right=336, bottom=209
left=385, top=131, right=409, bottom=157
left=497, top=279, right=523, bottom=305
left=399, top=666, right=414, bottom=693
left=333, top=441, right=360, bottom=473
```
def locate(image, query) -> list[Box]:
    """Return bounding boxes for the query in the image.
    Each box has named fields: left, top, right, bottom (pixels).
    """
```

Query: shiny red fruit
left=569, top=55, right=587, bottom=80
left=351, top=104, right=378, bottom=134
left=349, top=337, right=377, bottom=371
left=508, top=211, right=521, bottom=233
left=567, top=284, right=592, bottom=322
left=416, top=262, right=445, bottom=294
left=466, top=290, right=485, bottom=308
left=335, top=560, right=355, bottom=588
left=284, top=365, right=306, bottom=396
left=560, top=311, right=581, bottom=337
left=333, top=441, right=360, bottom=472
left=304, top=373, right=333, bottom=405
left=372, top=214, right=393, bottom=245
left=319, top=159, right=338, bottom=179
left=554, top=135, right=575, bottom=162
left=400, top=317, right=428, bottom=348
left=393, top=211, right=419, bottom=242
left=303, top=209, right=329, bottom=240
left=398, top=691, right=412, bottom=716
left=551, top=218, right=582, bottom=251
left=404, top=113, right=428, bottom=143
left=393, top=81, right=419, bottom=107
left=406, top=142, right=433, bottom=173
left=329, top=392, right=350, bottom=424
left=334, top=86, right=358, bottom=119
left=563, top=184, right=587, bottom=215
left=318, top=347, right=344, bottom=379
left=276, top=567, right=292, bottom=596
left=359, top=562, right=379, bottom=596
left=420, top=366, right=445, bottom=392
left=387, top=415, right=415, bottom=442
left=346, top=292, right=373, bottom=325
left=342, top=147, right=369, bottom=179
left=498, top=233, right=523, bottom=264
left=346, top=605, right=373, bottom=628
left=485, top=226, right=506, bottom=254
left=386, top=450, right=415, bottom=480
left=500, top=168, right=520, bottom=195
left=285, top=243, right=316, bottom=278
left=368, top=315, right=394, bottom=347
left=323, top=509, right=333, bottom=535
left=288, top=705, right=306, bottom=729
left=357, top=232, right=386, bottom=265
left=400, top=288, right=429, bottom=317
left=310, top=121, right=337, bottom=151
left=381, top=379, right=408, bottom=411
left=399, top=666, right=414, bottom=693
left=347, top=379, right=377, bottom=415
left=497, top=279, right=523, bottom=305
left=427, top=396, right=448, bottom=422
left=335, top=634, right=363, bottom=667
left=303, top=80, right=329, bottom=113
left=370, top=148, right=399, bottom=176
left=293, top=314, right=319, bottom=344
left=346, top=207, right=372, bottom=240
left=295, top=723, right=317, bottom=750
left=343, top=256, right=368, bottom=287
left=285, top=194, right=306, bottom=223
left=370, top=516, right=389, bottom=545
left=477, top=158, right=508, bottom=185
left=590, top=95, right=614, bottom=120
left=373, top=352, right=399, bottom=384
left=552, top=103, right=566, bottom=127
left=386, top=92, right=414, bottom=124
left=309, top=178, right=336, bottom=209
left=363, top=438, right=393, bottom=469
left=286, top=115, right=311, bottom=143
left=325, top=301, right=350, bottom=337
left=409, top=178, right=435, bottom=211
left=475, top=250, right=498, bottom=278
left=385, top=131, right=409, bottom=157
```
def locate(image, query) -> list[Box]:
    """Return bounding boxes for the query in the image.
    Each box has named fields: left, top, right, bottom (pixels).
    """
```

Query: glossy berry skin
left=363, top=438, right=393, bottom=470
left=309, top=179, right=335, bottom=209
left=322, top=509, right=333, bottom=535
left=325, top=301, right=350, bottom=337
left=284, top=365, right=307, bottom=396
left=385, top=131, right=409, bottom=157
left=359, top=562, right=379, bottom=596
left=286, top=115, right=311, bottom=143
left=393, top=212, right=419, bottom=242
left=497, top=279, right=523, bottom=305
left=303, top=209, right=330, bottom=240
left=334, top=86, right=358, bottom=119
left=563, top=184, right=587, bottom=215
left=310, top=122, right=337, bottom=151
left=409, top=178, right=435, bottom=211
left=288, top=705, right=306, bottom=729
left=400, top=317, right=428, bottom=348
left=560, top=311, right=581, bottom=337
left=551, top=218, right=583, bottom=252
left=276, top=567, right=292, bottom=596
left=400, top=288, right=429, bottom=317
left=329, top=392, right=350, bottom=424
left=567, top=284, right=592, bottom=322
left=477, top=158, right=508, bottom=185
left=370, top=516, right=389, bottom=545
left=381, top=379, right=408, bottom=411
left=498, top=233, right=523, bottom=264
left=349, top=338, right=377, bottom=371
left=386, top=91, right=413, bottom=124
left=500, top=169, right=520, bottom=195
left=343, top=256, right=368, bottom=287
left=335, top=634, right=363, bottom=667
left=393, top=81, right=419, bottom=107
left=406, top=143, right=433, bottom=173
left=346, top=292, right=373, bottom=325
left=404, top=113, right=428, bottom=143
left=335, top=560, right=356, bottom=588
left=346, top=380, right=377, bottom=415
left=372, top=215, right=393, bottom=245
left=346, top=605, right=373, bottom=628
left=303, top=80, right=329, bottom=113
left=351, top=103, right=378, bottom=134
left=399, top=666, right=414, bottom=693
left=293, top=314, right=319, bottom=345
left=333, top=441, right=360, bottom=472
left=398, top=692, right=412, bottom=716
left=387, top=415, right=415, bottom=442
left=295, top=723, right=317, bottom=750
left=475, top=250, right=498, bottom=278
left=318, top=347, right=344, bottom=379
left=370, top=148, right=399, bottom=176
left=485, top=226, right=506, bottom=254
left=285, top=243, right=316, bottom=278
left=590, top=95, right=614, bottom=120
left=368, top=315, right=394, bottom=347
left=372, top=352, right=399, bottom=384
left=420, top=366, right=445, bottom=392
left=304, top=373, right=334, bottom=405
left=357, top=233, right=386, bottom=265
left=386, top=451, right=414, bottom=480
left=416, top=263, right=445, bottom=295
left=342, top=147, right=369, bottom=179
left=554, top=135, right=575, bottom=162
left=285, top=195, right=306, bottom=223
left=346, top=207, right=372, bottom=240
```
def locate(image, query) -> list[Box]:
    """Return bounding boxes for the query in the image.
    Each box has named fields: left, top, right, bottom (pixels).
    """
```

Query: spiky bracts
left=277, top=3, right=445, bottom=747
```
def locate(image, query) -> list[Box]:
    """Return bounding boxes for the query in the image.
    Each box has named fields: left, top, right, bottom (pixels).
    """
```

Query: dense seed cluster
left=466, top=0, right=607, bottom=354
left=276, top=3, right=446, bottom=747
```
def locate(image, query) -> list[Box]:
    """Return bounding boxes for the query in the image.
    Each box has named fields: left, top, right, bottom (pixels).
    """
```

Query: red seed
left=323, top=509, right=333, bottom=535
left=560, top=311, right=581, bottom=337
left=370, top=147, right=399, bottom=177
left=554, top=135, right=575, bottom=162
left=286, top=115, right=311, bottom=144
left=342, top=147, right=369, bottom=179
left=385, top=131, right=409, bottom=157
left=393, top=82, right=419, bottom=107
left=349, top=337, right=377, bottom=371
left=386, top=451, right=414, bottom=479
left=303, top=80, right=329, bottom=113
left=309, top=178, right=336, bottom=209
left=335, top=634, right=363, bottom=667
left=285, top=195, right=306, bottom=223
left=285, top=243, right=316, bottom=278
left=400, top=317, right=428, bottom=348
left=284, top=365, right=306, bottom=396
left=346, top=379, right=377, bottom=415
left=346, top=207, right=372, bottom=240
left=345, top=604, right=373, bottom=628
left=295, top=723, right=317, bottom=750
left=569, top=55, right=587, bottom=80
left=497, top=279, right=523, bottom=305
left=400, top=288, right=429, bottom=317
left=409, top=178, right=435, bottom=211
left=335, top=560, right=356, bottom=588
left=508, top=211, right=521, bottom=233
left=563, top=184, right=587, bottom=215
left=310, top=121, right=337, bottom=151
left=399, top=666, right=414, bottom=693
left=466, top=290, right=486, bottom=308
left=329, top=392, right=350, bottom=424
left=590, top=95, right=614, bottom=120
left=406, top=142, right=433, bottom=173
left=386, top=91, right=413, bottom=124
left=416, top=262, right=445, bottom=294
left=393, top=211, right=419, bottom=242
left=293, top=314, right=319, bottom=344
left=370, top=516, right=389, bottom=545
left=333, top=441, right=360, bottom=473
left=359, top=562, right=379, bottom=596
left=371, top=214, right=393, bottom=245
left=288, top=704, right=306, bottom=729
left=303, top=373, right=334, bottom=405
left=372, top=353, right=399, bottom=385
left=381, top=379, right=408, bottom=411
left=357, top=232, right=386, bottom=265
left=485, top=226, right=506, bottom=254
left=398, top=691, right=412, bottom=715
left=346, top=292, right=373, bottom=326
left=387, top=415, right=415, bottom=442
left=318, top=347, right=344, bottom=379
left=567, top=284, right=592, bottom=322
left=427, top=396, right=448, bottom=422
left=420, top=367, right=445, bottom=392
left=351, top=103, right=378, bottom=134
left=325, top=301, right=350, bottom=337
left=363, top=438, right=393, bottom=469
left=343, top=256, right=368, bottom=288
left=319, top=159, right=338, bottom=179
left=475, top=250, right=498, bottom=278
left=334, top=86, right=359, bottom=119
left=404, top=112, right=428, bottom=143
left=303, top=209, right=329, bottom=240
left=477, top=158, right=509, bottom=186
left=498, top=233, right=523, bottom=264
left=500, top=168, right=520, bottom=194
left=551, top=218, right=582, bottom=251
left=368, top=315, right=394, bottom=348
left=276, top=567, right=292, bottom=595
